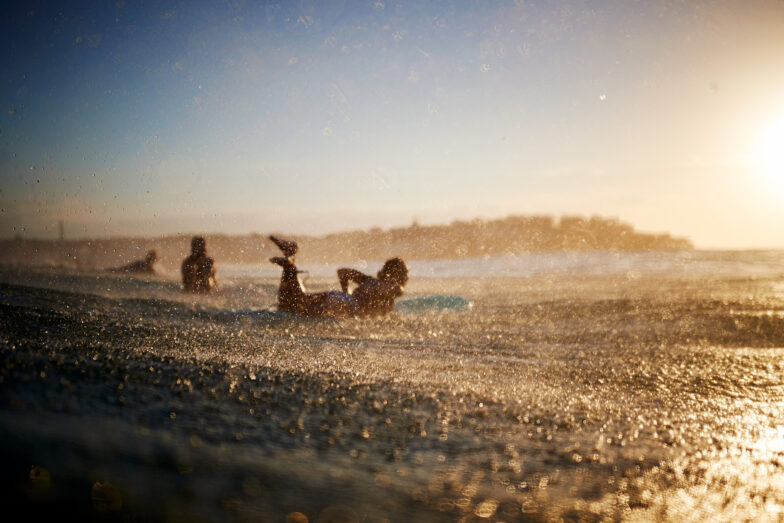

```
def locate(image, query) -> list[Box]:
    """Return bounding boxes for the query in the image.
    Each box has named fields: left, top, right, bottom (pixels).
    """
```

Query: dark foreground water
left=2, top=253, right=784, bottom=521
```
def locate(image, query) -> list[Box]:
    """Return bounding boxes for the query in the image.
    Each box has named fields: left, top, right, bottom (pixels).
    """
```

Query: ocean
left=1, top=250, right=784, bottom=521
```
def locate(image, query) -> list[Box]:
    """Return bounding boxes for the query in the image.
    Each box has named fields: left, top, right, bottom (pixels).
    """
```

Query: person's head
left=145, top=250, right=158, bottom=263
left=378, top=257, right=408, bottom=286
left=191, top=236, right=206, bottom=256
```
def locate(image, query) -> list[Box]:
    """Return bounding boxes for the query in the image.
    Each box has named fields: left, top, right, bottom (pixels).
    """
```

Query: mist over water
left=1, top=250, right=784, bottom=521
left=238, top=249, right=784, bottom=279
left=19, top=247, right=764, bottom=280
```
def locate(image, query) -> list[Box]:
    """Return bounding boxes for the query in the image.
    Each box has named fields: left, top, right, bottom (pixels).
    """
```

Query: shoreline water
left=1, top=253, right=784, bottom=520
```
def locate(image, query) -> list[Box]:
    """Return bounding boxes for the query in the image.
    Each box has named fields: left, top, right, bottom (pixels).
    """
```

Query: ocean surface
left=2, top=250, right=784, bottom=521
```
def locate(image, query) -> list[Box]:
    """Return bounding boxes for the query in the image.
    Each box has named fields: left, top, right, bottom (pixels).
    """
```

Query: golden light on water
left=753, top=109, right=784, bottom=192
left=752, top=426, right=784, bottom=455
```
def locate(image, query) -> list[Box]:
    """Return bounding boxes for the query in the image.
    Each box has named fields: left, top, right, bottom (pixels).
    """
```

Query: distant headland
left=0, top=214, right=692, bottom=271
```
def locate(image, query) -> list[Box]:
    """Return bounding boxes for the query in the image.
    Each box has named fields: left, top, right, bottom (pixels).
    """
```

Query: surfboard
left=394, top=295, right=472, bottom=313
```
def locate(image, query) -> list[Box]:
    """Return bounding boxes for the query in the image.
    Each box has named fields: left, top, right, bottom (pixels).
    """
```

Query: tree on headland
left=0, top=214, right=692, bottom=269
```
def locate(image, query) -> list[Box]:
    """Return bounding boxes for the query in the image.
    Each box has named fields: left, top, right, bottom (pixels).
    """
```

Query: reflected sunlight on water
left=1, top=251, right=784, bottom=520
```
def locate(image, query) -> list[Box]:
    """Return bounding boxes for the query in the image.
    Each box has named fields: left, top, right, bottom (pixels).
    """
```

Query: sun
left=753, top=112, right=784, bottom=191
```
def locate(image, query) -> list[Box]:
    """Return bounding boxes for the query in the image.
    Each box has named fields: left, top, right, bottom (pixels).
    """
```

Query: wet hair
left=378, top=257, right=408, bottom=286
left=191, top=236, right=206, bottom=255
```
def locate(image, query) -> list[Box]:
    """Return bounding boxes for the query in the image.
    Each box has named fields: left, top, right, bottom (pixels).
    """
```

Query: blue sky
left=2, top=0, right=784, bottom=247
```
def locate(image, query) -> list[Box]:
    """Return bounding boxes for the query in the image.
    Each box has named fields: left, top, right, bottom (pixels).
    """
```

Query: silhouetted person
left=269, top=236, right=408, bottom=317
left=182, top=236, right=216, bottom=293
left=110, top=250, right=158, bottom=274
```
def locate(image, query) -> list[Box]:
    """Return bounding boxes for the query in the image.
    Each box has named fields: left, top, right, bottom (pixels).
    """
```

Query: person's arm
left=337, top=268, right=369, bottom=293
left=207, top=258, right=216, bottom=287
left=182, top=258, right=195, bottom=287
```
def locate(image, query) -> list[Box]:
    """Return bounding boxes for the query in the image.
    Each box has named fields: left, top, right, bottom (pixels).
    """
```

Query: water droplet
left=475, top=499, right=498, bottom=518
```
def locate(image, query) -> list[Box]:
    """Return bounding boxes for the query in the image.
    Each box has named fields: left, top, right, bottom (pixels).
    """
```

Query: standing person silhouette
left=181, top=236, right=216, bottom=293
left=269, top=236, right=408, bottom=318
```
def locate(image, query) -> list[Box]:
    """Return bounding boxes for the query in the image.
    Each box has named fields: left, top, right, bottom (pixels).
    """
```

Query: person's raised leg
left=269, top=236, right=298, bottom=258
left=270, top=256, right=306, bottom=313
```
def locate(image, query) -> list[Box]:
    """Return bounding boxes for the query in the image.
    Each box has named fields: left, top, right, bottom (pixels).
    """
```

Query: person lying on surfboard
left=269, top=235, right=408, bottom=318
left=109, top=249, right=158, bottom=274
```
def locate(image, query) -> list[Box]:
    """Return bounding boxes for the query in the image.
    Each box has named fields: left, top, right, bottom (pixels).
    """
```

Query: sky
left=1, top=0, right=783, bottom=248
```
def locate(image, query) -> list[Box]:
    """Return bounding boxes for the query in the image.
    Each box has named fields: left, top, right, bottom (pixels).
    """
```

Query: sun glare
left=754, top=112, right=784, bottom=191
